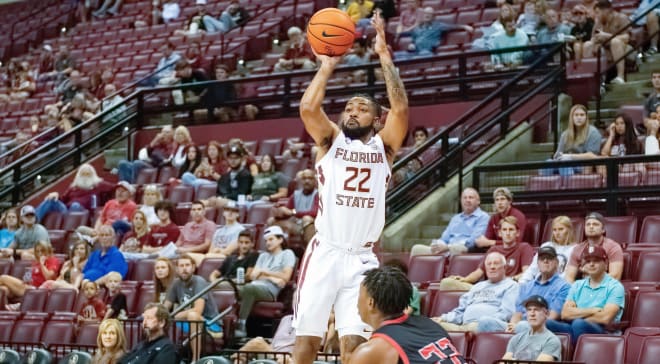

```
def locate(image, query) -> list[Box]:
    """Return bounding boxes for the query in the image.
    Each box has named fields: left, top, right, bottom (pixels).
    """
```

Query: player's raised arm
left=299, top=53, right=342, bottom=152
left=372, top=12, right=409, bottom=159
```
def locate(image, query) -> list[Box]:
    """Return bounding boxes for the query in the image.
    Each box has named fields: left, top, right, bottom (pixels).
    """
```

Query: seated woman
left=248, top=154, right=289, bottom=205
left=139, top=184, right=163, bottom=226
left=153, top=257, right=175, bottom=304
left=172, top=145, right=202, bottom=185
left=181, top=140, right=228, bottom=191
left=644, top=109, right=660, bottom=154
left=544, top=104, right=601, bottom=176
left=0, top=241, right=61, bottom=302
left=599, top=113, right=644, bottom=176
left=0, top=208, right=20, bottom=256
left=41, top=240, right=90, bottom=291
left=122, top=210, right=151, bottom=247
left=93, top=318, right=127, bottom=364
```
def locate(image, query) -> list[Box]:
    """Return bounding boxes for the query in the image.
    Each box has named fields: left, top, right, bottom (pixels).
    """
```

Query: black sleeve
left=237, top=170, right=253, bottom=195
left=219, top=256, right=234, bottom=277
left=246, top=252, right=259, bottom=268
left=237, top=9, right=250, bottom=26
left=217, top=174, right=228, bottom=196
left=111, top=294, right=128, bottom=318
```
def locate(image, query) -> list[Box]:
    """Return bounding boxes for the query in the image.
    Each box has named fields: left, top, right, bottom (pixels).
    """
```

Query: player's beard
left=342, top=121, right=374, bottom=140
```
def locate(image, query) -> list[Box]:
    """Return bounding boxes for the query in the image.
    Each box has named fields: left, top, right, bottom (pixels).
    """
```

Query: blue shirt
left=410, top=21, right=453, bottom=53
left=0, top=229, right=15, bottom=249
left=439, top=207, right=490, bottom=249
left=568, top=274, right=625, bottom=322
left=516, top=273, right=571, bottom=317
left=443, top=278, right=519, bottom=324
left=83, top=246, right=128, bottom=281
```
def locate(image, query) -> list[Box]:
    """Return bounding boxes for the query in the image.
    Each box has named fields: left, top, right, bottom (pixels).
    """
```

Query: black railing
left=385, top=42, right=566, bottom=223
left=595, top=3, right=660, bottom=125
left=472, top=154, right=660, bottom=215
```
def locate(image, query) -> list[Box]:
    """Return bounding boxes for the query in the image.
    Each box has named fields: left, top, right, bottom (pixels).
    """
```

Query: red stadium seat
left=130, top=259, right=156, bottom=282
left=572, top=334, right=624, bottom=364
left=631, top=291, right=660, bottom=329
left=134, top=285, right=156, bottom=316
left=523, top=217, right=541, bottom=246
left=639, top=336, right=660, bottom=364
left=169, top=185, right=194, bottom=204
left=445, top=254, right=484, bottom=278
left=638, top=215, right=660, bottom=243
left=623, top=327, right=660, bottom=364
left=197, top=258, right=224, bottom=281
left=526, top=175, right=562, bottom=191
left=245, top=203, right=274, bottom=225
left=197, top=184, right=218, bottom=200
left=407, top=255, right=447, bottom=287
left=428, top=290, right=463, bottom=317
left=12, top=318, right=45, bottom=344
left=61, top=210, right=91, bottom=231
left=45, top=288, right=76, bottom=313
left=42, top=211, right=64, bottom=230
left=257, top=138, right=283, bottom=156
left=157, top=166, right=178, bottom=184
left=602, top=216, right=637, bottom=245
left=41, top=320, right=75, bottom=346
left=619, top=171, right=641, bottom=187
left=447, top=331, right=470, bottom=357
left=20, top=288, right=48, bottom=312
left=76, top=323, right=100, bottom=346
left=135, top=168, right=158, bottom=185
left=634, top=252, right=660, bottom=282
left=0, top=317, right=14, bottom=342
left=469, top=332, right=513, bottom=364
left=565, top=174, right=603, bottom=189
left=0, top=259, right=12, bottom=275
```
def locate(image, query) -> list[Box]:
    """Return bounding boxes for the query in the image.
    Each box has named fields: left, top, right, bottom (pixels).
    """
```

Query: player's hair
left=351, top=93, right=382, bottom=117
left=362, top=266, right=412, bottom=316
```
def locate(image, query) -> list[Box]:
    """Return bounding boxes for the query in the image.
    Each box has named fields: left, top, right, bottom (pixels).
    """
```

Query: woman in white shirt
left=519, top=215, right=577, bottom=283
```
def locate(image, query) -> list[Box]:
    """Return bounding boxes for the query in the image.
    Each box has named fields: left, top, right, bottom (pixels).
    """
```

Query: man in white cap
left=235, top=225, right=296, bottom=338
left=94, top=181, right=137, bottom=237
left=5, top=205, right=49, bottom=260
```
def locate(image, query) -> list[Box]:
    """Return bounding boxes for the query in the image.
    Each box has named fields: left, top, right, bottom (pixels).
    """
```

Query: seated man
left=564, top=212, right=623, bottom=283
left=274, top=26, right=316, bottom=73
left=202, top=0, right=250, bottom=34
left=176, top=201, right=216, bottom=263
left=217, top=146, right=253, bottom=202
left=583, top=0, right=630, bottom=84
left=191, top=201, right=243, bottom=263
left=144, top=200, right=180, bottom=256
left=209, top=230, right=259, bottom=285
left=630, top=0, right=660, bottom=54
left=4, top=205, right=50, bottom=260
left=268, top=169, right=318, bottom=244
left=94, top=181, right=137, bottom=237
left=502, top=295, right=562, bottom=361
left=474, top=187, right=528, bottom=253
left=439, top=216, right=534, bottom=291
left=235, top=226, right=296, bottom=338
left=83, top=225, right=128, bottom=285
left=410, top=187, right=489, bottom=256
left=432, top=252, right=519, bottom=332
left=396, top=7, right=473, bottom=59
left=491, top=16, right=530, bottom=68
left=508, top=246, right=571, bottom=333
left=534, top=9, right=572, bottom=44
left=546, top=245, right=625, bottom=345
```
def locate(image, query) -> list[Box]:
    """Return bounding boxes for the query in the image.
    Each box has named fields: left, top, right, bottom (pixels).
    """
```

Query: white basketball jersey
left=314, top=132, right=391, bottom=247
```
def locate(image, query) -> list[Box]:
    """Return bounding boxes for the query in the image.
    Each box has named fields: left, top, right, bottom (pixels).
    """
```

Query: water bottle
left=236, top=267, right=245, bottom=285
left=91, top=195, right=97, bottom=210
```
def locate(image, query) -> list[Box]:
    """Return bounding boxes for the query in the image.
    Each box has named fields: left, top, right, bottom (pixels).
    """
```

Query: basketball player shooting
left=292, top=12, right=409, bottom=364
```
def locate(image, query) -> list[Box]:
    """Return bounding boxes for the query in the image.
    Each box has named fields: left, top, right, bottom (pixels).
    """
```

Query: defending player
left=292, top=12, right=409, bottom=364
left=352, top=267, right=468, bottom=364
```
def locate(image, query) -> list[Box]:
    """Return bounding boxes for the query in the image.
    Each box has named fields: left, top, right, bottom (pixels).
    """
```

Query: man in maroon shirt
left=440, top=216, right=535, bottom=291
left=144, top=200, right=180, bottom=258
left=474, top=187, right=527, bottom=253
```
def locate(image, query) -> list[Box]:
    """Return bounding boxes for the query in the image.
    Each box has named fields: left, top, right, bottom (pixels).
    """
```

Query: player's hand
left=371, top=12, right=388, bottom=56
left=311, top=47, right=342, bottom=69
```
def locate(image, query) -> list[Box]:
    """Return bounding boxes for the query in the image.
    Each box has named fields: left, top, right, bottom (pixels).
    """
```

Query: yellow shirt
left=346, top=1, right=374, bottom=24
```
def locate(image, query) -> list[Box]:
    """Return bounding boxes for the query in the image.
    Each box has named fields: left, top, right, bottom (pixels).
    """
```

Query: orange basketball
left=307, top=8, right=356, bottom=56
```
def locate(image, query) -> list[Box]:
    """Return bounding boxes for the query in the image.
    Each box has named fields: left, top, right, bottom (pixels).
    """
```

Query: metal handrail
left=170, top=277, right=240, bottom=318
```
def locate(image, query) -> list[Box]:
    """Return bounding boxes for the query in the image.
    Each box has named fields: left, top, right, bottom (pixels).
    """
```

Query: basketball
left=307, top=8, right=356, bottom=56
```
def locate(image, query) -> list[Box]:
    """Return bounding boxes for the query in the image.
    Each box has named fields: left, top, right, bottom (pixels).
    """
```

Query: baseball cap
left=227, top=146, right=243, bottom=157
left=195, top=0, right=207, bottom=5
left=581, top=245, right=608, bottom=261
left=585, top=212, right=605, bottom=225
left=224, top=200, right=239, bottom=211
left=523, top=295, right=549, bottom=309
left=537, top=246, right=558, bottom=259
left=116, top=181, right=136, bottom=195
left=264, top=225, right=285, bottom=239
left=20, top=205, right=36, bottom=217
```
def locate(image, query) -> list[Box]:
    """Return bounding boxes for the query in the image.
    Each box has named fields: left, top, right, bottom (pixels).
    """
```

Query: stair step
left=421, top=225, right=445, bottom=239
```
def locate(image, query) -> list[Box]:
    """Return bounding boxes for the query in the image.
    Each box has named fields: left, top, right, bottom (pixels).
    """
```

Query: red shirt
left=100, top=199, right=137, bottom=225
left=31, top=256, right=62, bottom=287
left=79, top=297, right=106, bottom=320
left=567, top=237, right=624, bottom=268
left=480, top=242, right=535, bottom=277
left=122, top=230, right=150, bottom=247
left=484, top=206, right=528, bottom=243
left=146, top=222, right=181, bottom=247
left=178, top=219, right=216, bottom=248
left=61, top=181, right=115, bottom=210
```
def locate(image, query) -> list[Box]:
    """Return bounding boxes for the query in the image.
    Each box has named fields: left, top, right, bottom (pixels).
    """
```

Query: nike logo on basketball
left=322, top=31, right=341, bottom=37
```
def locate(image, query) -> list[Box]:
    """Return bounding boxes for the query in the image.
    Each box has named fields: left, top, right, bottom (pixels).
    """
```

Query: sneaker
left=5, top=302, right=20, bottom=311
left=611, top=77, right=625, bottom=85
left=646, top=47, right=658, bottom=56
left=233, top=328, right=247, bottom=338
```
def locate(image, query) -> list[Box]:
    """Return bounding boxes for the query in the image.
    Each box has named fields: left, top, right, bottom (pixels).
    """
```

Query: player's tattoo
left=382, top=63, right=407, bottom=103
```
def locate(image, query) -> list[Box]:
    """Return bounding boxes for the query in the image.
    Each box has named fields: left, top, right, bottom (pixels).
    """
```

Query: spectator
left=395, top=7, right=474, bottom=59
left=490, top=16, right=530, bottom=68
left=164, top=254, right=222, bottom=362
left=93, top=319, right=127, bottom=364
left=274, top=26, right=316, bottom=73
left=83, top=225, right=129, bottom=284
left=583, top=0, right=630, bottom=84
left=143, top=200, right=180, bottom=256
left=181, top=140, right=228, bottom=191
left=217, top=146, right=253, bottom=202
left=41, top=240, right=89, bottom=290
left=55, top=70, right=84, bottom=104
left=174, top=145, right=203, bottom=182
left=94, top=181, right=137, bottom=237
left=101, top=84, right=126, bottom=123
left=432, top=252, right=519, bottom=332
left=119, top=211, right=151, bottom=257
left=440, top=216, right=534, bottom=291
left=93, top=0, right=123, bottom=18
left=547, top=246, right=625, bottom=344
left=545, top=104, right=601, bottom=176
left=9, top=205, right=49, bottom=260
left=0, top=61, right=35, bottom=101
left=0, top=241, right=60, bottom=301
left=38, top=44, right=55, bottom=78
left=508, top=246, right=571, bottom=333
left=138, top=184, right=162, bottom=226
left=202, top=0, right=250, bottom=34
left=166, top=60, right=208, bottom=104
left=535, top=9, right=571, bottom=44
left=517, top=1, right=541, bottom=36
left=153, top=43, right=182, bottom=85
left=519, top=216, right=578, bottom=284
left=644, top=70, right=660, bottom=117
left=564, top=212, right=624, bottom=282
left=474, top=187, right=527, bottom=252
left=189, top=201, right=243, bottom=264
left=570, top=5, right=595, bottom=65
left=395, top=0, right=423, bottom=39
left=36, top=163, right=114, bottom=222
left=269, top=169, right=318, bottom=244
left=185, top=41, right=211, bottom=75
left=234, top=226, right=296, bottom=338
left=154, top=0, right=181, bottom=24
left=209, top=229, right=259, bottom=284
left=599, top=113, right=644, bottom=174
left=0, top=208, right=20, bottom=254
left=502, top=295, right=562, bottom=361
left=248, top=154, right=289, bottom=204
left=52, top=45, right=76, bottom=79
left=104, top=271, right=128, bottom=320
left=346, top=0, right=374, bottom=25
left=204, top=64, right=238, bottom=122
left=153, top=257, right=175, bottom=304
left=229, top=138, right=259, bottom=175
left=342, top=38, right=375, bottom=83
left=175, top=200, right=216, bottom=255
left=118, top=125, right=176, bottom=183
left=118, top=303, right=178, bottom=364
left=472, top=3, right=517, bottom=50
left=78, top=280, right=106, bottom=323
left=171, top=125, right=194, bottom=169
left=630, top=0, right=660, bottom=54
left=645, top=109, right=660, bottom=154
left=410, top=125, right=429, bottom=147
left=173, top=0, right=207, bottom=36
left=410, top=187, right=489, bottom=256
left=383, top=259, right=421, bottom=315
